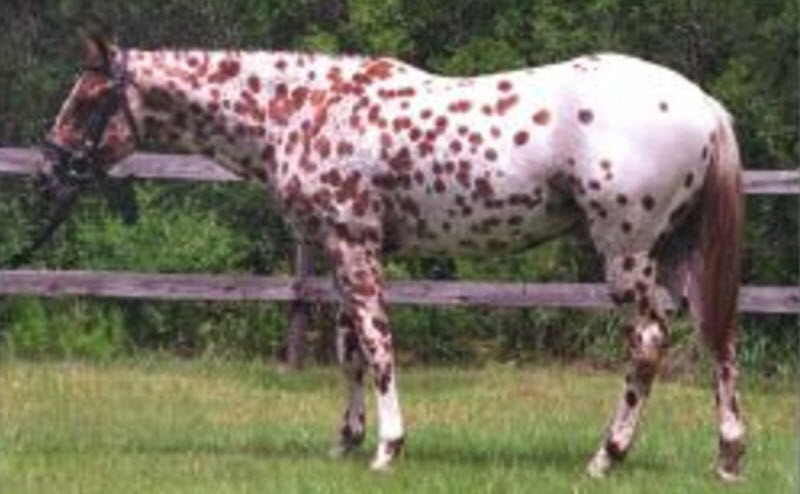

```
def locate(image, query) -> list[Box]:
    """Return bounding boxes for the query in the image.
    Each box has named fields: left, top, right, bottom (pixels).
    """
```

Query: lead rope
left=1, top=175, right=138, bottom=269
left=0, top=187, right=81, bottom=268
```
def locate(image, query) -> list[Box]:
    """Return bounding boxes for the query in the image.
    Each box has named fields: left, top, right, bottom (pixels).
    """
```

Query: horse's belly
left=385, top=185, right=579, bottom=255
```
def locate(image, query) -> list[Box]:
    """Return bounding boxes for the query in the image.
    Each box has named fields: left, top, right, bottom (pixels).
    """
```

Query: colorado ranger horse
left=37, top=36, right=745, bottom=480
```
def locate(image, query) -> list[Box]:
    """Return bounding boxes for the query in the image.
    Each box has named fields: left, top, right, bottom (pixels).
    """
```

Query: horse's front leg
left=330, top=305, right=367, bottom=456
left=327, top=234, right=404, bottom=470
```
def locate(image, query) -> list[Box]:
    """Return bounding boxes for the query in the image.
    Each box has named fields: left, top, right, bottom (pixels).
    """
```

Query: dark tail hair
left=691, top=100, right=744, bottom=359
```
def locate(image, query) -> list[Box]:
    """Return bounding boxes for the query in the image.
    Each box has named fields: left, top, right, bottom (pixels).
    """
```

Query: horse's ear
left=80, top=33, right=112, bottom=69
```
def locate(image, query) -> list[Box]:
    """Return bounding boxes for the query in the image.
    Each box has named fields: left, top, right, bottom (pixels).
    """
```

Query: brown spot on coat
left=623, top=257, right=636, bottom=271
left=533, top=109, right=551, bottom=125
left=364, top=59, right=393, bottom=80
left=578, top=109, right=594, bottom=124
left=208, top=59, right=241, bottom=84
left=495, top=95, right=519, bottom=115
left=473, top=177, right=494, bottom=199
left=336, top=141, right=354, bottom=157
left=315, top=136, right=332, bottom=158
left=372, top=316, right=389, bottom=335
left=468, top=133, right=483, bottom=146
left=247, top=75, right=261, bottom=93
left=388, top=148, right=413, bottom=173
left=448, top=100, right=472, bottom=113
left=392, top=116, right=412, bottom=132
left=605, top=438, right=626, bottom=461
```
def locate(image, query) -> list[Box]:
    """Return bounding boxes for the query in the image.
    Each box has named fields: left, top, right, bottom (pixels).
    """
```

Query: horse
left=36, top=35, right=745, bottom=480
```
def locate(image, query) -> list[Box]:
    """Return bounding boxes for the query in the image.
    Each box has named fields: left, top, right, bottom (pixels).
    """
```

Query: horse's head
left=36, top=35, right=140, bottom=201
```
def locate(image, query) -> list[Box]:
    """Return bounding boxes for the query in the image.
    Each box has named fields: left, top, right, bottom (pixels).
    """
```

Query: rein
left=1, top=50, right=141, bottom=269
left=1, top=189, right=81, bottom=269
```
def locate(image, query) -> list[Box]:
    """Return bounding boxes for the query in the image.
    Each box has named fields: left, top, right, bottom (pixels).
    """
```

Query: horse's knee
left=372, top=361, right=394, bottom=394
left=336, top=311, right=362, bottom=365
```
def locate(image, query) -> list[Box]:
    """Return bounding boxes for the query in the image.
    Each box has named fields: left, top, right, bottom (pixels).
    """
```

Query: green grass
left=0, top=357, right=796, bottom=493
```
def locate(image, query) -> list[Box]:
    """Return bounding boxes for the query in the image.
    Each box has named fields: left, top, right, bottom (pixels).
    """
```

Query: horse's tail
left=672, top=98, right=744, bottom=359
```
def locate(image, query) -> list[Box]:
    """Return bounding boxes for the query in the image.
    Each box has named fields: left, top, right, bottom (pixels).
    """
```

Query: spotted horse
left=37, top=36, right=746, bottom=480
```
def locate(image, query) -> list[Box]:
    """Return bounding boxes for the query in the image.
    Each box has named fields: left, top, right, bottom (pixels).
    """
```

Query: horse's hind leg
left=706, top=324, right=746, bottom=480
left=587, top=251, right=669, bottom=477
left=330, top=306, right=367, bottom=456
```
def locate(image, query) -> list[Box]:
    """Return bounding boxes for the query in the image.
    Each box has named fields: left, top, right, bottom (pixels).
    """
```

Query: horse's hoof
left=369, top=437, right=404, bottom=472
left=716, top=435, right=745, bottom=482
left=329, top=439, right=362, bottom=459
left=715, top=466, right=743, bottom=483
left=586, top=450, right=612, bottom=478
left=369, top=458, right=394, bottom=472
left=329, top=444, right=348, bottom=459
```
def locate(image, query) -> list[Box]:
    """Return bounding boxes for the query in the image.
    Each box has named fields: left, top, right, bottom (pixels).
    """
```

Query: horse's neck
left=127, top=49, right=364, bottom=184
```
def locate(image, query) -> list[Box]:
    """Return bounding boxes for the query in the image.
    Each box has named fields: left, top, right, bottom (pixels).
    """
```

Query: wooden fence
left=1, top=147, right=798, bottom=366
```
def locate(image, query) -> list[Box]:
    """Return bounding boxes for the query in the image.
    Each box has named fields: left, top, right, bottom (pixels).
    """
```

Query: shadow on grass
left=401, top=441, right=670, bottom=474
left=24, top=434, right=670, bottom=475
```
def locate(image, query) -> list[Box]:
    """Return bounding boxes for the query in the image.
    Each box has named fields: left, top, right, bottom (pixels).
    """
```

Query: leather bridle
left=42, top=49, right=140, bottom=187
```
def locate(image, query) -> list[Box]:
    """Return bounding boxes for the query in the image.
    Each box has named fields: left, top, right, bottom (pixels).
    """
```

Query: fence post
left=277, top=242, right=313, bottom=369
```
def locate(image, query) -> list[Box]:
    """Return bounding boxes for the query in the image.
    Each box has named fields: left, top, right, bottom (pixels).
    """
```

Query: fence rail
left=2, top=147, right=798, bottom=365
left=0, top=269, right=796, bottom=313
left=1, top=147, right=798, bottom=194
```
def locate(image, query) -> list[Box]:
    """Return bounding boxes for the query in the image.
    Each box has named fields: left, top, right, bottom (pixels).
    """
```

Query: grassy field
left=0, top=357, right=795, bottom=494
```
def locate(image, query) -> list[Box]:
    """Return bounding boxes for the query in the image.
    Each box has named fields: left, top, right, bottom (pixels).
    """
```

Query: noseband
left=42, top=49, right=141, bottom=187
